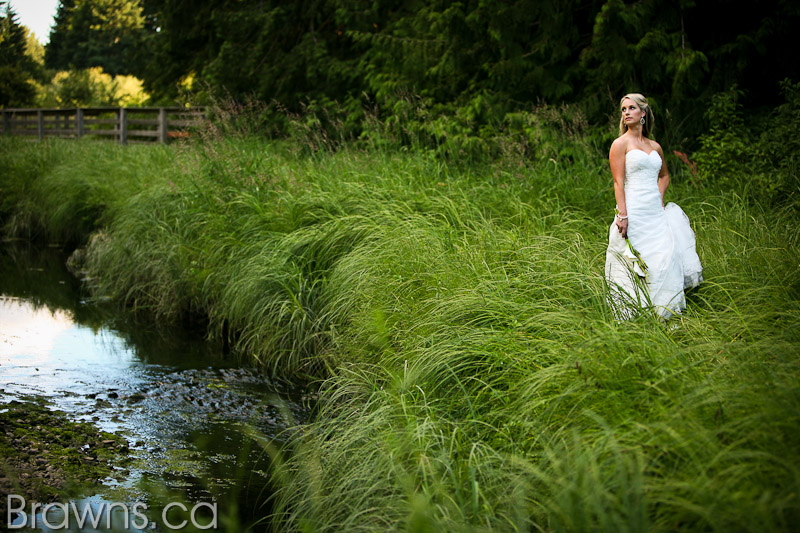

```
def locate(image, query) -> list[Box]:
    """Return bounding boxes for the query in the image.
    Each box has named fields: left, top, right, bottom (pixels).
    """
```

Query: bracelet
left=616, top=214, right=628, bottom=220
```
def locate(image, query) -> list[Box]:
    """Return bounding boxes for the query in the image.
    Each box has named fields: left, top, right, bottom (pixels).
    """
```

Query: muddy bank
left=0, top=398, right=130, bottom=525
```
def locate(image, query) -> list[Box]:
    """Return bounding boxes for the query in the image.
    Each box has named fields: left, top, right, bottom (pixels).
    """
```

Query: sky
left=10, top=0, right=60, bottom=44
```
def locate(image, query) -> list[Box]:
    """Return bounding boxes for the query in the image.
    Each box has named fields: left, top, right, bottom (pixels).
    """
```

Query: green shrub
left=694, top=83, right=800, bottom=207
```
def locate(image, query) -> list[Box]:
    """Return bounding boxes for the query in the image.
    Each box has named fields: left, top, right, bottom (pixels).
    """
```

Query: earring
left=640, top=116, right=646, bottom=125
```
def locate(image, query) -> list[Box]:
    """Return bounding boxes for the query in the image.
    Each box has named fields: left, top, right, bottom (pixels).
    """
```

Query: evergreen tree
left=45, top=0, right=146, bottom=76
left=38, top=0, right=797, bottom=138
left=0, top=1, right=37, bottom=107
left=44, top=0, right=75, bottom=71
left=137, top=0, right=362, bottom=108
left=579, top=0, right=800, bottom=135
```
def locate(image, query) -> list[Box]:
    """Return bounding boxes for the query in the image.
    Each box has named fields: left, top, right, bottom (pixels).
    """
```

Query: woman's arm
left=656, top=145, right=669, bottom=206
left=609, top=139, right=628, bottom=237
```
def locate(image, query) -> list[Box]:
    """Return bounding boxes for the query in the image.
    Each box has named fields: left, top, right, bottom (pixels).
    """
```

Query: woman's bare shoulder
left=648, top=139, right=664, bottom=155
left=610, top=136, right=628, bottom=156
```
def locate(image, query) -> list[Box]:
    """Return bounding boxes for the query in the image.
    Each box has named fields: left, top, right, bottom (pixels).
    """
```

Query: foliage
left=355, top=92, right=599, bottom=166
left=756, top=79, right=800, bottom=205
left=35, top=66, right=149, bottom=107
left=693, top=87, right=753, bottom=188
left=694, top=82, right=800, bottom=206
left=579, top=0, right=709, bottom=114
left=0, top=1, right=38, bottom=107
left=23, top=26, right=45, bottom=70
left=45, top=0, right=146, bottom=76
left=26, top=0, right=800, bottom=164
left=108, top=0, right=799, bottom=148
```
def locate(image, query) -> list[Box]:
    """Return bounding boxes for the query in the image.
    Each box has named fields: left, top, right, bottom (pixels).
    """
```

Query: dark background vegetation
left=2, top=0, right=799, bottom=140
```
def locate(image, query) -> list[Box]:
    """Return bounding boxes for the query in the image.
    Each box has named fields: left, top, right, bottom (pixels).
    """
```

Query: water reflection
left=1, top=296, right=146, bottom=402
left=0, top=243, right=309, bottom=531
left=1, top=298, right=74, bottom=358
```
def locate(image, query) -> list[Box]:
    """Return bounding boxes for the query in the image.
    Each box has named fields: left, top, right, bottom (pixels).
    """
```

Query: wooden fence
left=1, top=107, right=206, bottom=144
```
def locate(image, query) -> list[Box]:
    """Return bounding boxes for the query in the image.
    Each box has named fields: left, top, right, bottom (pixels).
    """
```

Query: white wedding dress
left=605, top=149, right=703, bottom=319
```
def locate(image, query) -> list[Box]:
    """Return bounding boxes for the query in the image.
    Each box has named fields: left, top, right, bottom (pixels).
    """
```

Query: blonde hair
left=618, top=93, right=654, bottom=138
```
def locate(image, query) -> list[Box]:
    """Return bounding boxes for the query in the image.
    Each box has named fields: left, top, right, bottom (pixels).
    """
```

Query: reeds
left=1, top=132, right=798, bottom=531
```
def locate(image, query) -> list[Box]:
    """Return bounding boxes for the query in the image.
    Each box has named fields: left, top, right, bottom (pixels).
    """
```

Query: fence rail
left=1, top=107, right=206, bottom=144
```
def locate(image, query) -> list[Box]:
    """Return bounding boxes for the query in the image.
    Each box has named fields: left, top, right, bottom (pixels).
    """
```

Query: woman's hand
left=616, top=217, right=628, bottom=238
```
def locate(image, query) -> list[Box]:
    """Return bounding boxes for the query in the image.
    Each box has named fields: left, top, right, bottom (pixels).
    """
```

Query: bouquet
left=624, top=238, right=648, bottom=280
left=615, top=207, right=648, bottom=279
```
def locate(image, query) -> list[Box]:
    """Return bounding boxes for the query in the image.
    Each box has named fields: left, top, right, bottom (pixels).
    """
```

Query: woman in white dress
left=605, top=93, right=703, bottom=320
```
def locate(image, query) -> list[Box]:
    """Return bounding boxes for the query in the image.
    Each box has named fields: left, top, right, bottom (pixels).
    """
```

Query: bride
left=605, top=93, right=703, bottom=320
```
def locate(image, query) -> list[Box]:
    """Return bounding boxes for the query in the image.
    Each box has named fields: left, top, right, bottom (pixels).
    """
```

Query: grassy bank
left=1, top=132, right=799, bottom=531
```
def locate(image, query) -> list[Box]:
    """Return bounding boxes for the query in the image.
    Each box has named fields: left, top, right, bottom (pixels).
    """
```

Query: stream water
left=0, top=243, right=311, bottom=531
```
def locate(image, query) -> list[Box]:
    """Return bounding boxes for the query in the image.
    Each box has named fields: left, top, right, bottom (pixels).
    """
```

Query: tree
left=0, top=1, right=37, bottom=107
left=45, top=0, right=75, bottom=71
left=86, top=0, right=799, bottom=142
left=25, top=28, right=45, bottom=67
left=136, top=0, right=361, bottom=107
left=45, top=0, right=146, bottom=76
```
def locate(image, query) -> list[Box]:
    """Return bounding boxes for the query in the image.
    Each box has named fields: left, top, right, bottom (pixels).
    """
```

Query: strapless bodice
left=625, top=149, right=662, bottom=186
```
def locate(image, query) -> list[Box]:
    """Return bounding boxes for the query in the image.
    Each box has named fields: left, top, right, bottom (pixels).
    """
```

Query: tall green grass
left=1, top=129, right=798, bottom=531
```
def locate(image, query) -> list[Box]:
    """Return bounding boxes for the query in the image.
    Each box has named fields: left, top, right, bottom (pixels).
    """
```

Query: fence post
left=158, top=108, right=168, bottom=144
left=37, top=110, right=44, bottom=141
left=119, top=107, right=127, bottom=145
left=76, top=108, right=84, bottom=138
left=2, top=110, right=8, bottom=135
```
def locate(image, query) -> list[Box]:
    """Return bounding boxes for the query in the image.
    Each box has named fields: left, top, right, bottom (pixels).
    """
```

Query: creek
left=0, top=242, right=311, bottom=531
